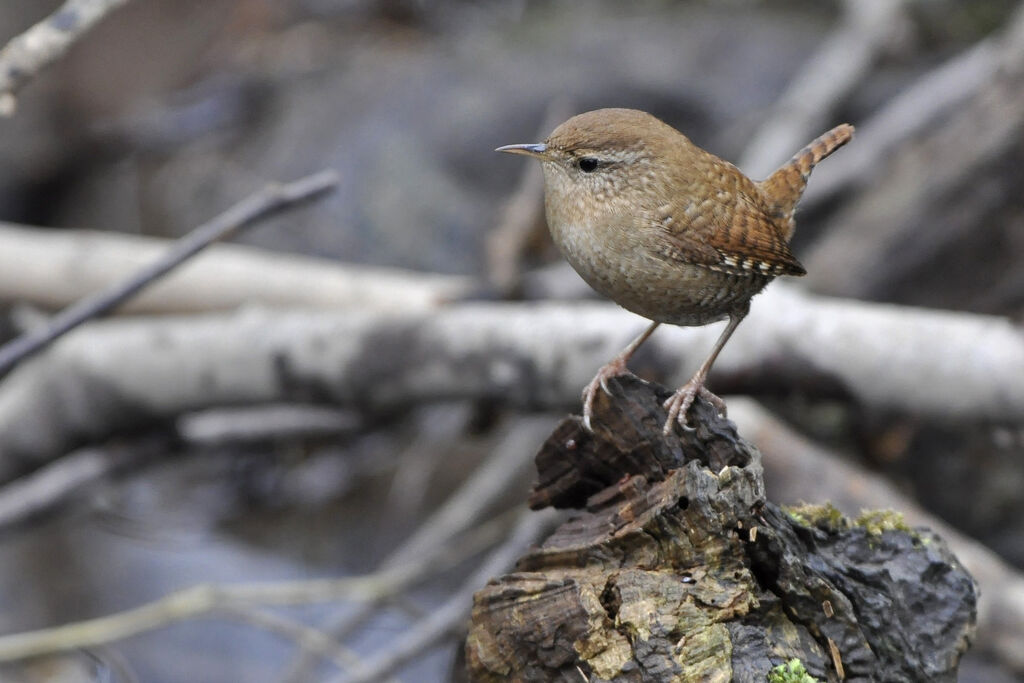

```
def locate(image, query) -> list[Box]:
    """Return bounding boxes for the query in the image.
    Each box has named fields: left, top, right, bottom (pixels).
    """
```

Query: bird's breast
left=545, top=206, right=769, bottom=326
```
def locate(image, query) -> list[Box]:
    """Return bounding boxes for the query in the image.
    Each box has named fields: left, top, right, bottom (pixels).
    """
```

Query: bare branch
left=739, top=0, right=907, bottom=178
left=0, top=222, right=470, bottom=315
left=0, top=284, right=1019, bottom=479
left=178, top=405, right=361, bottom=445
left=0, top=169, right=338, bottom=378
left=0, top=438, right=163, bottom=530
left=0, top=0, right=132, bottom=115
left=0, top=509, right=516, bottom=663
left=325, top=509, right=559, bottom=683
left=801, top=38, right=999, bottom=208
left=803, top=4, right=1024, bottom=296
left=280, top=416, right=554, bottom=681
left=213, top=604, right=366, bottom=674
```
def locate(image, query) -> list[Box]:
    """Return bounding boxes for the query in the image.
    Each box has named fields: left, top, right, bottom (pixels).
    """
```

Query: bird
left=497, top=108, right=853, bottom=434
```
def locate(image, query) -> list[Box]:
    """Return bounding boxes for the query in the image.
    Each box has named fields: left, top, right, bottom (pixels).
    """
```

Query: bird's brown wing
left=714, top=198, right=806, bottom=276
left=654, top=197, right=805, bottom=277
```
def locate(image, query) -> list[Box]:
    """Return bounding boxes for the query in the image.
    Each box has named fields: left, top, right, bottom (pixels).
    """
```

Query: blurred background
left=0, top=0, right=1021, bottom=681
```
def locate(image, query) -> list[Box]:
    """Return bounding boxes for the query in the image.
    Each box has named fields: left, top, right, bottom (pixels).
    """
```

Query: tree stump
left=465, top=375, right=977, bottom=682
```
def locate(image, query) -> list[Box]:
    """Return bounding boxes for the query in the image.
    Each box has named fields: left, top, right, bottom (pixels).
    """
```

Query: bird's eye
left=578, top=157, right=599, bottom=173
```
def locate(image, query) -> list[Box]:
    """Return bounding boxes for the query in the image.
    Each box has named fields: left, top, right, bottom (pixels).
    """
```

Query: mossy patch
left=767, top=658, right=818, bottom=683
left=854, top=509, right=911, bottom=536
left=783, top=502, right=847, bottom=532
left=784, top=504, right=914, bottom=539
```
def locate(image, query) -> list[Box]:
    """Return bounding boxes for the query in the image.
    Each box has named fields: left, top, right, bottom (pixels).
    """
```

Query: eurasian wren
left=497, top=108, right=853, bottom=434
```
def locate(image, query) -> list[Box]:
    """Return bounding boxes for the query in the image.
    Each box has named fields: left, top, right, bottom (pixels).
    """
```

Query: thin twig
left=0, top=448, right=111, bottom=528
left=486, top=98, right=573, bottom=295
left=326, top=508, right=559, bottom=683
left=0, top=0, right=132, bottom=115
left=0, top=437, right=165, bottom=530
left=178, top=405, right=361, bottom=445
left=0, top=169, right=338, bottom=379
left=0, top=508, right=514, bottom=662
left=279, top=416, right=552, bottom=682
left=217, top=603, right=368, bottom=674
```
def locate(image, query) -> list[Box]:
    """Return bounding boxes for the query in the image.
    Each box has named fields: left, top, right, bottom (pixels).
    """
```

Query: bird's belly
left=555, top=224, right=769, bottom=326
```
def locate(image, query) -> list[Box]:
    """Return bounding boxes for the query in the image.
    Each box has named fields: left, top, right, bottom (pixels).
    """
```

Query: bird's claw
left=581, top=359, right=630, bottom=432
left=581, top=383, right=597, bottom=432
left=661, top=382, right=726, bottom=435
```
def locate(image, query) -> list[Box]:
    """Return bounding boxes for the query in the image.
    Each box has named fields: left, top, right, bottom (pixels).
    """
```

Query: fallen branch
left=0, top=0, right=131, bottom=116
left=0, top=222, right=470, bottom=315
left=0, top=169, right=339, bottom=378
left=804, top=4, right=1024, bottom=297
left=0, top=405, right=362, bottom=533
left=0, top=436, right=166, bottom=530
left=801, top=37, right=1000, bottom=208
left=0, top=507, right=517, bottom=663
left=280, top=415, right=554, bottom=682
left=739, top=0, right=907, bottom=178
left=178, top=405, right=361, bottom=445
left=203, top=603, right=365, bottom=674
left=328, top=509, right=558, bottom=683
left=0, top=284, right=1020, bottom=478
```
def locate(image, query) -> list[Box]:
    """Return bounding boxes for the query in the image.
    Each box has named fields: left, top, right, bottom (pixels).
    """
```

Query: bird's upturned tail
left=758, top=123, right=854, bottom=238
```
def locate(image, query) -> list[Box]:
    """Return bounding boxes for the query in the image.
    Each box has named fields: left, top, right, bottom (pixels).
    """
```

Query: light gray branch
left=326, top=509, right=558, bottom=683
left=0, top=222, right=470, bottom=315
left=0, top=445, right=123, bottom=528
left=0, top=0, right=131, bottom=115
left=0, top=170, right=339, bottom=378
left=0, top=284, right=1020, bottom=480
left=800, top=37, right=999, bottom=208
left=803, top=4, right=1024, bottom=297
left=280, top=415, right=554, bottom=682
left=740, top=0, right=907, bottom=178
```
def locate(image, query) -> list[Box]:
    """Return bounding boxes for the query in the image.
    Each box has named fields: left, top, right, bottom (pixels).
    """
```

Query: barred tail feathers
left=758, top=123, right=854, bottom=238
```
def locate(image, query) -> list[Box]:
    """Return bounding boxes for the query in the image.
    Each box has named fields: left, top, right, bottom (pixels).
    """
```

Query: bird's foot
left=662, top=380, right=727, bottom=435
left=581, top=358, right=632, bottom=432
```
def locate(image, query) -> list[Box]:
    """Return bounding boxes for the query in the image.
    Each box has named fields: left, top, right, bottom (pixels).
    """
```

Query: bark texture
left=465, top=375, right=977, bottom=682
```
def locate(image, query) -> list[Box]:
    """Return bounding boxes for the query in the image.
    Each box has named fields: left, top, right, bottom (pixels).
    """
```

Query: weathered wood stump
left=465, top=375, right=977, bottom=682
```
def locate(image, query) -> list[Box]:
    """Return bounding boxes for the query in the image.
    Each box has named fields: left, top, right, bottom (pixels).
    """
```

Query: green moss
left=784, top=504, right=916, bottom=541
left=783, top=502, right=848, bottom=532
left=767, top=658, right=818, bottom=683
left=854, top=509, right=912, bottom=536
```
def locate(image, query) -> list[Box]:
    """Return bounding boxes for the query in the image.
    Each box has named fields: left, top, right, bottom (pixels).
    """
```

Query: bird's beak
left=495, top=143, right=549, bottom=160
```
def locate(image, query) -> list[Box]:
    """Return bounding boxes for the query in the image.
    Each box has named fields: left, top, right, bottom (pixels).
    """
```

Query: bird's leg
left=582, top=321, right=661, bottom=431
left=663, top=312, right=745, bottom=435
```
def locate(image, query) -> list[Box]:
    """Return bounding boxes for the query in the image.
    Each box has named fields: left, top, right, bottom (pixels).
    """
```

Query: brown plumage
left=498, top=108, right=853, bottom=433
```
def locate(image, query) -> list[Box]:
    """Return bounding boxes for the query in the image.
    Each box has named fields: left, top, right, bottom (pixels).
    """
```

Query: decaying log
left=727, top=398, right=1024, bottom=674
left=465, top=376, right=977, bottom=682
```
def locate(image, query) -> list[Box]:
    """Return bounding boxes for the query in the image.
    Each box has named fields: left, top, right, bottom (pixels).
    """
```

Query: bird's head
left=497, top=108, right=682, bottom=210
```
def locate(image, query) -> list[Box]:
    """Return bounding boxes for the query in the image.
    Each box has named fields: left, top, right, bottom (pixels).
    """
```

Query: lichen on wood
left=465, top=375, right=977, bottom=682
